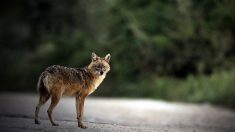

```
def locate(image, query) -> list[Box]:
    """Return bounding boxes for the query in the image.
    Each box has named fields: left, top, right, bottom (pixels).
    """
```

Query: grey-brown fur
left=41, top=65, right=94, bottom=92
left=35, top=52, right=111, bottom=129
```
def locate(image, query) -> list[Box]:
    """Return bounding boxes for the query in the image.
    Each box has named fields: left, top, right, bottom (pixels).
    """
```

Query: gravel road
left=0, top=93, right=235, bottom=132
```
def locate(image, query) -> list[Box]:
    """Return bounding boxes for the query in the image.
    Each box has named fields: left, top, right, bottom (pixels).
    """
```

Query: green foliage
left=0, top=0, right=235, bottom=107
left=104, top=69, right=235, bottom=108
left=155, top=69, right=235, bottom=108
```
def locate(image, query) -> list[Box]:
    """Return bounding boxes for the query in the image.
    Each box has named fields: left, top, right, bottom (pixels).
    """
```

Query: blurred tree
left=0, top=0, right=235, bottom=107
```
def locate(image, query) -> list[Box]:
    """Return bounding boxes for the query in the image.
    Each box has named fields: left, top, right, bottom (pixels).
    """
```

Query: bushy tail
left=37, top=72, right=49, bottom=96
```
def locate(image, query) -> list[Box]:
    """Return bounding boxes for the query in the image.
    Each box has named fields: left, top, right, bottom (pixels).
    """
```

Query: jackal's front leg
left=76, top=96, right=87, bottom=129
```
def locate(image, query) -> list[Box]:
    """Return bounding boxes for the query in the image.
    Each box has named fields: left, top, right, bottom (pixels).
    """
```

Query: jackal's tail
left=37, top=72, right=49, bottom=96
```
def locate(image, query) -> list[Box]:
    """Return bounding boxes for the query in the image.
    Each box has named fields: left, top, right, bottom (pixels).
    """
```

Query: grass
left=152, top=69, right=235, bottom=108
left=109, top=69, right=235, bottom=108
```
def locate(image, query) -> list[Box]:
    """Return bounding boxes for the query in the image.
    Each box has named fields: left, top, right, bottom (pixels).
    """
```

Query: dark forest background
left=1, top=0, right=235, bottom=108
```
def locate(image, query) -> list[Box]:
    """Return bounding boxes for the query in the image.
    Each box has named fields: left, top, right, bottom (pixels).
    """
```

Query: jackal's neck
left=82, top=65, right=106, bottom=95
left=83, top=66, right=99, bottom=79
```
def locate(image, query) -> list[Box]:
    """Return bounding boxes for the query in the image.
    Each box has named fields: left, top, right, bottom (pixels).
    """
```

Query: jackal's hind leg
left=35, top=94, right=50, bottom=124
left=47, top=95, right=60, bottom=126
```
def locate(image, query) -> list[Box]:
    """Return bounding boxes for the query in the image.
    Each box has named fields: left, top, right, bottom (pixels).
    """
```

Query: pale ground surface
left=0, top=93, right=235, bottom=132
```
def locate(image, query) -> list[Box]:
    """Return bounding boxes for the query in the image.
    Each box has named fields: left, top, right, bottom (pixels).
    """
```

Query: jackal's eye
left=94, top=65, right=101, bottom=71
left=102, top=66, right=106, bottom=71
left=101, top=65, right=106, bottom=71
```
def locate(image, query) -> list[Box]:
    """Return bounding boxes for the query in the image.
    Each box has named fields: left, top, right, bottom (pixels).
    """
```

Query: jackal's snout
left=100, top=71, right=104, bottom=75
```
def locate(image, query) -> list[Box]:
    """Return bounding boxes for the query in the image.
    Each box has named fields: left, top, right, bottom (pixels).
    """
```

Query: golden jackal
left=34, top=52, right=111, bottom=129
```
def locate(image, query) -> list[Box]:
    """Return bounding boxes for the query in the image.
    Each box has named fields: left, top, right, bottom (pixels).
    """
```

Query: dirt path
left=0, top=93, right=235, bottom=132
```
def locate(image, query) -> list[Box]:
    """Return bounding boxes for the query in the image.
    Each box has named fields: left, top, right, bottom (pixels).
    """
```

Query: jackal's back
left=41, top=65, right=95, bottom=95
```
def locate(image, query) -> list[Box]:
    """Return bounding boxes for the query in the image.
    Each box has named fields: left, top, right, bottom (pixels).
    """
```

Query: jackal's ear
left=92, top=52, right=98, bottom=61
left=105, top=53, right=111, bottom=63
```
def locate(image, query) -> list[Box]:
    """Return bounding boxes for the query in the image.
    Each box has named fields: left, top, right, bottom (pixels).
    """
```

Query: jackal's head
left=88, top=52, right=111, bottom=76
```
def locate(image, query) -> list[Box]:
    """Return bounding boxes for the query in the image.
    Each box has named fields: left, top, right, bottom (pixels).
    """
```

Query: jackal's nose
left=100, top=71, right=103, bottom=75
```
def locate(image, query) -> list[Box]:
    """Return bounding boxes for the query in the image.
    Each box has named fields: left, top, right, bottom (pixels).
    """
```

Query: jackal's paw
left=78, top=124, right=87, bottom=129
left=35, top=119, right=40, bottom=124
left=52, top=123, right=59, bottom=126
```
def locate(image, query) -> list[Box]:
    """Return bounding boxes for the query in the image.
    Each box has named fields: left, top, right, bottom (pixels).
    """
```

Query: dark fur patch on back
left=45, top=65, right=95, bottom=89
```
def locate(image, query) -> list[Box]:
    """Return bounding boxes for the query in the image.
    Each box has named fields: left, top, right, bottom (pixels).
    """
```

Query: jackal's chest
left=88, top=75, right=105, bottom=95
